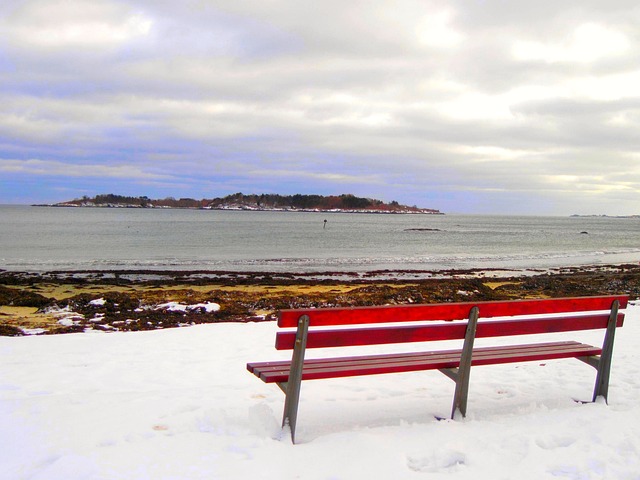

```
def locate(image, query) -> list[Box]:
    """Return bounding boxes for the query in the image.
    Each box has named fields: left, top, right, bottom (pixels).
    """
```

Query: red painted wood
left=249, top=341, right=601, bottom=383
left=275, top=313, right=624, bottom=350
left=277, top=295, right=628, bottom=327
left=251, top=295, right=627, bottom=387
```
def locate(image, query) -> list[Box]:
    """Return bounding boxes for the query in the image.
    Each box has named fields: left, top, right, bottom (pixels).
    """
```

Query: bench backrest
left=276, top=295, right=628, bottom=350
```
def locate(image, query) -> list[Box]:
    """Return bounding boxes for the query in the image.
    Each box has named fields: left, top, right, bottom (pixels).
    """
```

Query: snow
left=156, top=302, right=221, bottom=313
left=42, top=305, right=85, bottom=327
left=1, top=304, right=639, bottom=480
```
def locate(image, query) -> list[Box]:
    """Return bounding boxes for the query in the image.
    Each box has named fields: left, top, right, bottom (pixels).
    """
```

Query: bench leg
left=450, top=306, right=479, bottom=419
left=281, top=314, right=310, bottom=443
left=592, top=300, right=619, bottom=403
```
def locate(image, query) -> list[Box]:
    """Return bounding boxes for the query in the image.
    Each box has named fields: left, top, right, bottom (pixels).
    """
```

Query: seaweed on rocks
left=0, top=285, right=52, bottom=308
left=2, top=264, right=640, bottom=336
left=0, top=324, right=24, bottom=336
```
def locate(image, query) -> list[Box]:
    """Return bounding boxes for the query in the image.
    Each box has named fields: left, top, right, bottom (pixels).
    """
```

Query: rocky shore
left=1, top=264, right=639, bottom=336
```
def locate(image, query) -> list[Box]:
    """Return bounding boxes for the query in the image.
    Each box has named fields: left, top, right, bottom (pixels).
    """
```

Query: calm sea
left=1, top=205, right=639, bottom=275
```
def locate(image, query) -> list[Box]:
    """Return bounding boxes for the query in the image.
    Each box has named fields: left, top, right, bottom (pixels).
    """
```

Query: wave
left=4, top=247, right=640, bottom=273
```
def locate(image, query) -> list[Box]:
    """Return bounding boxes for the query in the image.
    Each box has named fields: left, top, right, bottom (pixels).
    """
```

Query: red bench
left=247, top=295, right=628, bottom=443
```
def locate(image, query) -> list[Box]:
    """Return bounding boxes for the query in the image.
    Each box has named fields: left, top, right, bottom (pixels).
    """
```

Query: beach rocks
left=1, top=264, right=639, bottom=336
left=0, top=285, right=51, bottom=308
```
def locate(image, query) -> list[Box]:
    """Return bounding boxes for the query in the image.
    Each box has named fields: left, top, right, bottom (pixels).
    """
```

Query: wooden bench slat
left=295, top=344, right=601, bottom=382
left=278, top=295, right=628, bottom=327
left=249, top=341, right=602, bottom=383
left=249, top=341, right=591, bottom=373
left=275, top=313, right=624, bottom=350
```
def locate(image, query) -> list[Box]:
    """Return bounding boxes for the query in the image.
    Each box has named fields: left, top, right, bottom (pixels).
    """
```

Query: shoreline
left=2, top=263, right=639, bottom=336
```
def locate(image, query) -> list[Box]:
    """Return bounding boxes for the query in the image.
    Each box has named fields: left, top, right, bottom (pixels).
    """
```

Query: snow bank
left=155, top=302, right=221, bottom=313
left=1, top=304, right=639, bottom=479
left=42, top=305, right=85, bottom=327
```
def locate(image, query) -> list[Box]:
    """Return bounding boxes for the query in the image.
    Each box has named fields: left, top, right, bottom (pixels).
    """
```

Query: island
left=46, top=193, right=443, bottom=214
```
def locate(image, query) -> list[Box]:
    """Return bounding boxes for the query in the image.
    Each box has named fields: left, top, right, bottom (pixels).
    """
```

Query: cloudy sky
left=1, top=0, right=639, bottom=214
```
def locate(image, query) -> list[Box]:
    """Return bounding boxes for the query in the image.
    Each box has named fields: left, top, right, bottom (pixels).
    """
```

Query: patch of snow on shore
left=19, top=327, right=47, bottom=336
left=156, top=301, right=221, bottom=313
left=44, top=305, right=84, bottom=326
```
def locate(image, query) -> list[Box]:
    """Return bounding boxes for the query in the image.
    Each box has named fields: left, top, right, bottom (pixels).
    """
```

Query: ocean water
left=1, top=205, right=639, bottom=274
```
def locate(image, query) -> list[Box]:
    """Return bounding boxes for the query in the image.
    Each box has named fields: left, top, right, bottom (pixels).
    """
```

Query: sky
left=0, top=0, right=639, bottom=215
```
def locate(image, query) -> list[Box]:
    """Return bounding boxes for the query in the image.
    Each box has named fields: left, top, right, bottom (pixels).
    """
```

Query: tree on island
left=58, top=193, right=442, bottom=214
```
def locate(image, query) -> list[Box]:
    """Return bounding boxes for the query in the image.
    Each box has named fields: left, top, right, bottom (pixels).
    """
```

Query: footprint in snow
left=535, top=434, right=577, bottom=450
left=407, top=449, right=467, bottom=473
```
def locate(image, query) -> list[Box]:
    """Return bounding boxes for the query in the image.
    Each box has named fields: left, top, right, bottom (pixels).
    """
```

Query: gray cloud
left=0, top=0, right=639, bottom=213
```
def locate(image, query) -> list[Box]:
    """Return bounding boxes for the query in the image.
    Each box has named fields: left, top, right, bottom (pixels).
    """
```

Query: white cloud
left=451, top=145, right=535, bottom=162
left=416, top=10, right=465, bottom=48
left=543, top=173, right=638, bottom=195
left=569, top=70, right=640, bottom=102
left=0, top=159, right=166, bottom=180
left=437, top=91, right=515, bottom=120
left=513, top=23, right=630, bottom=64
left=28, top=14, right=151, bottom=48
left=247, top=167, right=386, bottom=185
left=3, top=0, right=152, bottom=49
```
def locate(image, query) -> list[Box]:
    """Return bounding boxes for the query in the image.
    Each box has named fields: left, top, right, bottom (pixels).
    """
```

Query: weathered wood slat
left=250, top=341, right=573, bottom=373
left=249, top=341, right=602, bottom=383
left=249, top=341, right=592, bottom=372
left=277, top=295, right=628, bottom=327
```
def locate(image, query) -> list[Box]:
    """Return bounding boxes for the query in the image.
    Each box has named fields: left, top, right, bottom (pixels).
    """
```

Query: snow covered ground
left=1, top=303, right=639, bottom=480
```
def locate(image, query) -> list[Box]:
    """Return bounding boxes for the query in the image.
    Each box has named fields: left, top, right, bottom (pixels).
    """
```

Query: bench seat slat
left=248, top=341, right=602, bottom=383
left=278, top=295, right=628, bottom=327
left=275, top=313, right=624, bottom=350
left=249, top=341, right=586, bottom=372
